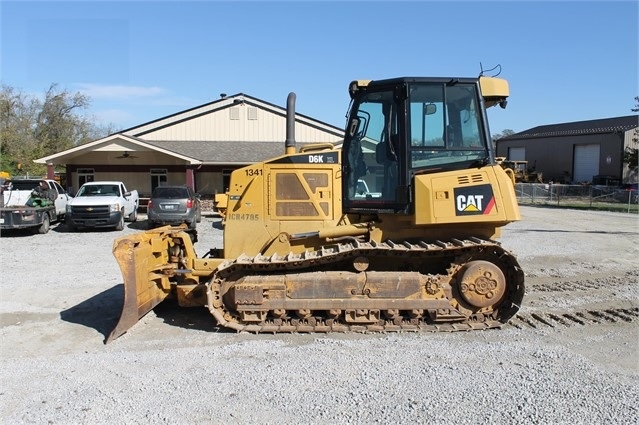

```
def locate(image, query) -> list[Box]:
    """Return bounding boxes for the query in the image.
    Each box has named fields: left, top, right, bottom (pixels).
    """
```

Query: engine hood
left=69, top=196, right=122, bottom=206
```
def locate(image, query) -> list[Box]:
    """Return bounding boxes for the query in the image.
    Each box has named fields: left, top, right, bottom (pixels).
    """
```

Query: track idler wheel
left=458, top=260, right=506, bottom=308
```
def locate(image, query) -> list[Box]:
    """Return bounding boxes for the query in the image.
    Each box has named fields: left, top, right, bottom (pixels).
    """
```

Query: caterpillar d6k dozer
left=108, top=75, right=525, bottom=342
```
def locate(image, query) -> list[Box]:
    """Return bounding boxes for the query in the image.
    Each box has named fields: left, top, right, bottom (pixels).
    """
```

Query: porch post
left=47, top=163, right=55, bottom=179
left=186, top=166, right=195, bottom=190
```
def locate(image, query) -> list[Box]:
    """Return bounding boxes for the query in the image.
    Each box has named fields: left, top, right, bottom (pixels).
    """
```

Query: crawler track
left=205, top=238, right=525, bottom=333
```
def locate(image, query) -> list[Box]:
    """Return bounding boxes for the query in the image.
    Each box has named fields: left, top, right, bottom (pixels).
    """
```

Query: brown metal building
left=34, top=93, right=344, bottom=196
left=495, top=115, right=638, bottom=184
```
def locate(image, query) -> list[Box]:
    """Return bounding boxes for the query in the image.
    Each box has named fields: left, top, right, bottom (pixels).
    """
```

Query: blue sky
left=2, top=0, right=637, bottom=136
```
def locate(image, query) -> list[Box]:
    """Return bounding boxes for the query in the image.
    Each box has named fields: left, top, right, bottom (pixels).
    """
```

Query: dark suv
left=147, top=185, right=202, bottom=229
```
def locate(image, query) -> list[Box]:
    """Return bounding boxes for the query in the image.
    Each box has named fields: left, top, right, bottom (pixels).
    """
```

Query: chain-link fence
left=514, top=183, right=639, bottom=213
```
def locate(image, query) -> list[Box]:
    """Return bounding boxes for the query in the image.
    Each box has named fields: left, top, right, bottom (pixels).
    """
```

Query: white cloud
left=91, top=109, right=135, bottom=126
left=74, top=84, right=166, bottom=99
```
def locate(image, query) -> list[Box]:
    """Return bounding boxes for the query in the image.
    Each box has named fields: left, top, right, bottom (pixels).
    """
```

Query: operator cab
left=342, top=77, right=496, bottom=214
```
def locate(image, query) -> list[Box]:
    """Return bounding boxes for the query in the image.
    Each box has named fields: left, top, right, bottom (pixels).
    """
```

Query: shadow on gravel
left=0, top=228, right=38, bottom=237
left=60, top=285, right=123, bottom=342
left=153, top=298, right=224, bottom=334
left=126, top=220, right=150, bottom=231
left=61, top=285, right=226, bottom=344
left=52, top=219, right=150, bottom=233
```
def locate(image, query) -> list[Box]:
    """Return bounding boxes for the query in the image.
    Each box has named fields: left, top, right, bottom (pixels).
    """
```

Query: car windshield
left=77, top=185, right=119, bottom=196
left=153, top=187, right=188, bottom=198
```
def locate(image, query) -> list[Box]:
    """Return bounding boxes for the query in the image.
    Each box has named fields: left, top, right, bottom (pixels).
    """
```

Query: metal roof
left=500, top=115, right=638, bottom=140
left=143, top=140, right=336, bottom=164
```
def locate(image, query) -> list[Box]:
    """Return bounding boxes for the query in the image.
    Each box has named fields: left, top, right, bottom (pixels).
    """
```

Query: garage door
left=508, top=147, right=525, bottom=161
left=573, top=144, right=600, bottom=183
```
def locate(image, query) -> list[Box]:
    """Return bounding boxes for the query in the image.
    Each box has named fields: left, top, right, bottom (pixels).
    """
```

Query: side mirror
left=424, top=103, right=437, bottom=115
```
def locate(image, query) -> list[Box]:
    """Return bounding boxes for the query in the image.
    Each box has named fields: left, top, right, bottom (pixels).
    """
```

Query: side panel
left=223, top=164, right=273, bottom=258
left=414, top=165, right=520, bottom=225
left=223, top=150, right=343, bottom=259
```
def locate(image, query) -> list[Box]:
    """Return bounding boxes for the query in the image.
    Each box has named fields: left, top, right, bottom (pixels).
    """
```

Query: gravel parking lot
left=1, top=206, right=637, bottom=424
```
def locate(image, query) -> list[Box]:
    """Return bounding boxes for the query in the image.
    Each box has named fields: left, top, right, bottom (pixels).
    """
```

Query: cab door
left=50, top=181, right=69, bottom=217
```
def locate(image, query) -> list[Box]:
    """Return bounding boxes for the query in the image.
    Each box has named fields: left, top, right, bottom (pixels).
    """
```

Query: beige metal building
left=495, top=115, right=638, bottom=184
left=35, top=93, right=344, bottom=196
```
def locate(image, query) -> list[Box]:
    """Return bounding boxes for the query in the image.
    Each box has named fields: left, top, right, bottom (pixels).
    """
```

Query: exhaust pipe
left=285, top=92, right=296, bottom=155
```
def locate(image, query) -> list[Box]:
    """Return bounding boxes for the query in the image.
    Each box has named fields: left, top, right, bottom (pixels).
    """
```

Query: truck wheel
left=37, top=214, right=50, bottom=234
left=115, top=213, right=124, bottom=231
left=128, top=206, right=138, bottom=222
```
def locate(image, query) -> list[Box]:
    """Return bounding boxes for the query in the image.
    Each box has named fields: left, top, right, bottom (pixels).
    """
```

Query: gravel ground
left=1, top=205, right=637, bottom=424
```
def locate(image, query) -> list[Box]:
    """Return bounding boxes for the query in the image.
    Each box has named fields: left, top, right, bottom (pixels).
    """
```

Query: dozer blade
left=107, top=234, right=172, bottom=343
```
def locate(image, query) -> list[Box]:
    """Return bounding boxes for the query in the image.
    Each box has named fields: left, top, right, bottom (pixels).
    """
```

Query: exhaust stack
left=285, top=92, right=296, bottom=155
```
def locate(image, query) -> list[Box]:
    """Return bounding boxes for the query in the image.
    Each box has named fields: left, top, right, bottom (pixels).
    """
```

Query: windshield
left=152, top=187, right=189, bottom=199
left=77, top=184, right=119, bottom=196
left=409, top=82, right=487, bottom=169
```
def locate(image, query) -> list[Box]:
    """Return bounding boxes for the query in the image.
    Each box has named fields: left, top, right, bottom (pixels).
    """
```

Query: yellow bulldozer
left=495, top=157, right=543, bottom=183
left=108, top=75, right=525, bottom=342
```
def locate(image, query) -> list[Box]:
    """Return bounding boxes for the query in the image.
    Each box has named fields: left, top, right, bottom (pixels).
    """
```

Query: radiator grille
left=70, top=205, right=111, bottom=219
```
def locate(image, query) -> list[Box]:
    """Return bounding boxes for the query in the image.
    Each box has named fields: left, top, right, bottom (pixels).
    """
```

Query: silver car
left=147, top=185, right=202, bottom=229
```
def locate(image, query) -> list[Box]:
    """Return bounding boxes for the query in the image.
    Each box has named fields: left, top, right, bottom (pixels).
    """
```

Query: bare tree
left=492, top=129, right=516, bottom=141
left=622, top=96, right=638, bottom=172
left=1, top=84, right=112, bottom=176
left=491, top=129, right=515, bottom=153
left=34, top=84, right=92, bottom=155
left=0, top=85, right=39, bottom=174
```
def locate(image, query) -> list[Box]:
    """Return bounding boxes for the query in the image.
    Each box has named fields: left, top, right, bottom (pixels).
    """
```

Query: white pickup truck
left=0, top=178, right=71, bottom=233
left=65, top=181, right=139, bottom=231
left=355, top=179, right=382, bottom=199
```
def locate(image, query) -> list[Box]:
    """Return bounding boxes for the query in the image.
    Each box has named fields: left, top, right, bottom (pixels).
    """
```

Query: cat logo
left=454, top=184, right=495, bottom=216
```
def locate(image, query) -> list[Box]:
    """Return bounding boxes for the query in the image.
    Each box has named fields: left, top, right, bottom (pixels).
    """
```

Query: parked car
left=147, top=185, right=202, bottom=229
left=614, top=183, right=638, bottom=204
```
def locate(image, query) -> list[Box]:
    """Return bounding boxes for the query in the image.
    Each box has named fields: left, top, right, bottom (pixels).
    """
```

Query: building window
left=230, top=107, right=240, bottom=120
left=150, top=168, right=167, bottom=192
left=77, top=168, right=95, bottom=188
left=247, top=107, right=258, bottom=120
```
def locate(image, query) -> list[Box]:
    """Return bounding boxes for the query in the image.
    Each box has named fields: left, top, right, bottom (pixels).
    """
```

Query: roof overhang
left=34, top=134, right=202, bottom=165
